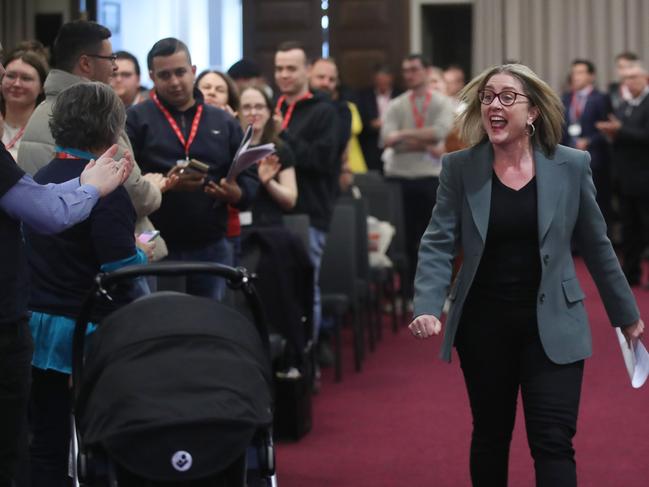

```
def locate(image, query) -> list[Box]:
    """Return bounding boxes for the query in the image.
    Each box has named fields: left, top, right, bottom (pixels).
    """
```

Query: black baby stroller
left=70, top=262, right=277, bottom=486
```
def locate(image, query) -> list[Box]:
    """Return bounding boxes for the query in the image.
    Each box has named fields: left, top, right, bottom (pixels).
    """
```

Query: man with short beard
left=126, top=38, right=258, bottom=299
left=274, top=42, right=340, bottom=351
left=307, top=56, right=352, bottom=364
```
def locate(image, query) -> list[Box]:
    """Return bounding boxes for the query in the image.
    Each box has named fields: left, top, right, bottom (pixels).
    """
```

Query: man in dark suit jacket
left=596, top=62, right=649, bottom=285
left=355, top=65, right=400, bottom=172
left=561, top=59, right=613, bottom=221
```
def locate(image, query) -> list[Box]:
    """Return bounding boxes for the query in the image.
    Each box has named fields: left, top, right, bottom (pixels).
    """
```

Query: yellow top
left=346, top=101, right=367, bottom=174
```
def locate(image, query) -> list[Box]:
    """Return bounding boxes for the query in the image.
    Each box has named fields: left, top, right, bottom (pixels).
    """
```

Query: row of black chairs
left=318, top=171, right=410, bottom=382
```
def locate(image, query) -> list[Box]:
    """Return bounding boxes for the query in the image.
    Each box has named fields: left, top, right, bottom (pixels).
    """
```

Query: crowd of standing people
left=1, top=16, right=648, bottom=487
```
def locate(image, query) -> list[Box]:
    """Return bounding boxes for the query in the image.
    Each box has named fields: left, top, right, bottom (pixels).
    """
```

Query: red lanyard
left=409, top=90, right=433, bottom=129
left=151, top=91, right=204, bottom=160
left=275, top=92, right=313, bottom=130
left=4, top=126, right=25, bottom=150
left=55, top=152, right=82, bottom=159
left=570, top=87, right=592, bottom=121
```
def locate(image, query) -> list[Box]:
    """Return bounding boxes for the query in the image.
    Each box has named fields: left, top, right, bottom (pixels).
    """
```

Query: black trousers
left=455, top=299, right=584, bottom=487
left=619, top=194, right=649, bottom=285
left=392, top=176, right=439, bottom=299
left=0, top=319, right=32, bottom=487
left=29, top=368, right=72, bottom=487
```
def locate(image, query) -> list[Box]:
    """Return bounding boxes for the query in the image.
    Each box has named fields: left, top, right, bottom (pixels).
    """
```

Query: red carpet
left=275, top=258, right=649, bottom=486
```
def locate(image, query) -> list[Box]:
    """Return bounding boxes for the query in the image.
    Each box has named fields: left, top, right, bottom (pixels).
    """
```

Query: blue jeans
left=308, top=227, right=327, bottom=340
left=165, top=239, right=232, bottom=300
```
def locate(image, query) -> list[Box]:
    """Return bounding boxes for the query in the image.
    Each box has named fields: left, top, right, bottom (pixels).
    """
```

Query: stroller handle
left=92, top=261, right=251, bottom=287
left=71, top=262, right=269, bottom=407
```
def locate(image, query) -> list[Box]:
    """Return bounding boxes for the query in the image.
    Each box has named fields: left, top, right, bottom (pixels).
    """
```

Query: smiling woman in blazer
left=409, top=63, right=644, bottom=487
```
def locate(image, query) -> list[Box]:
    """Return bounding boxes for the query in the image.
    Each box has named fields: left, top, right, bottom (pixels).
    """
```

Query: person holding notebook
left=126, top=37, right=259, bottom=299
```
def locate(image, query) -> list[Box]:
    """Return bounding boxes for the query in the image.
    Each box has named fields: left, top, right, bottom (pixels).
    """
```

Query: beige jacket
left=17, top=69, right=168, bottom=260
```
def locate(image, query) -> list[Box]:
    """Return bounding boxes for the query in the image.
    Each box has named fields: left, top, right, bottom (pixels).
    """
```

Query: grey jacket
left=17, top=69, right=167, bottom=260
left=414, top=142, right=639, bottom=364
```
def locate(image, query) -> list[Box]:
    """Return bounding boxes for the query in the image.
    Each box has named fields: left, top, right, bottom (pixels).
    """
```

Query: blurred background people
left=443, top=64, right=466, bottom=99
left=561, top=59, right=613, bottom=222
left=609, top=51, right=639, bottom=111
left=427, top=65, right=447, bottom=94
left=308, top=57, right=355, bottom=195
left=356, top=64, right=400, bottom=172
left=111, top=50, right=148, bottom=107
left=227, top=58, right=268, bottom=94
left=0, top=44, right=48, bottom=160
left=597, top=62, right=649, bottom=286
left=196, top=69, right=239, bottom=117
left=381, top=54, right=454, bottom=303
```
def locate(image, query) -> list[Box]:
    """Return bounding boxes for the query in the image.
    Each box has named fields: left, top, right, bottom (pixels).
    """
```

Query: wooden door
left=242, top=0, right=323, bottom=85
left=329, top=0, right=409, bottom=91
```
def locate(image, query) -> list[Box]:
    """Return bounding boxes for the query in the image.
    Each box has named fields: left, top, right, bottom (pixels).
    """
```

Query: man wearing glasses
left=17, top=20, right=168, bottom=261
left=111, top=50, right=149, bottom=107
left=17, top=20, right=117, bottom=172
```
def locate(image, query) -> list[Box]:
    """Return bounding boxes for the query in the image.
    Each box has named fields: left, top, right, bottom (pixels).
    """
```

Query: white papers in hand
left=615, top=328, right=649, bottom=388
left=226, top=124, right=275, bottom=182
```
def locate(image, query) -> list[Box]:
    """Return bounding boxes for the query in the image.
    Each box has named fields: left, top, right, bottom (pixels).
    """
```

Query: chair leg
left=387, top=276, right=399, bottom=333
left=373, top=284, right=383, bottom=342
left=333, top=314, right=342, bottom=382
left=366, top=293, right=376, bottom=353
left=398, top=268, right=408, bottom=318
left=352, top=307, right=363, bottom=372
left=372, top=278, right=382, bottom=342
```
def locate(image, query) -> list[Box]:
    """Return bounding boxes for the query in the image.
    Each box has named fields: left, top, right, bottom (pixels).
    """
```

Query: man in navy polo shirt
left=126, top=38, right=258, bottom=299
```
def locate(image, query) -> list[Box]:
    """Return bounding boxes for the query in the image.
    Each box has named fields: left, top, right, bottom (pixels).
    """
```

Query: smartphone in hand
left=137, top=230, right=160, bottom=244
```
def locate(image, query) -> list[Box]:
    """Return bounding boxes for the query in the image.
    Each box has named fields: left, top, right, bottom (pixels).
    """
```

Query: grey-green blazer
left=413, top=142, right=639, bottom=364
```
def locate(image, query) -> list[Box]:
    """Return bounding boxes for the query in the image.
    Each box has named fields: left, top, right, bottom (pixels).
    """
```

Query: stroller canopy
left=76, top=292, right=273, bottom=481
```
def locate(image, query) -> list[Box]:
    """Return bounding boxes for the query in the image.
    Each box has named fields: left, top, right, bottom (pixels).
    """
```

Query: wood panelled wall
left=0, top=0, right=35, bottom=53
left=242, top=0, right=323, bottom=88
left=243, top=0, right=409, bottom=91
left=329, top=0, right=409, bottom=90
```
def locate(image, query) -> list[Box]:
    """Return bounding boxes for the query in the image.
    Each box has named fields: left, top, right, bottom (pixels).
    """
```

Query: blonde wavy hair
left=456, top=63, right=564, bottom=156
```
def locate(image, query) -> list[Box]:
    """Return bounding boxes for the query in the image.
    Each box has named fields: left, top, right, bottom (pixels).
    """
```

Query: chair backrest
left=384, top=180, right=407, bottom=260
left=319, top=203, right=357, bottom=300
left=353, top=176, right=405, bottom=259
left=353, top=170, right=383, bottom=186
left=353, top=177, right=393, bottom=223
left=338, top=194, right=369, bottom=281
left=282, top=214, right=311, bottom=253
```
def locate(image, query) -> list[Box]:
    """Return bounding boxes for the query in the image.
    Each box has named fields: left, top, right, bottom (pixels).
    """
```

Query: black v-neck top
left=467, top=172, right=542, bottom=307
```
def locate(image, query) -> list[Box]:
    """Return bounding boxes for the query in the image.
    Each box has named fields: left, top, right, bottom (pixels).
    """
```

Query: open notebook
left=226, top=124, right=275, bottom=182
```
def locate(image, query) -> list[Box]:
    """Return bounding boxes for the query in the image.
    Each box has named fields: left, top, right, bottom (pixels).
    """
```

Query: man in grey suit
left=596, top=62, right=649, bottom=286
left=409, top=64, right=643, bottom=487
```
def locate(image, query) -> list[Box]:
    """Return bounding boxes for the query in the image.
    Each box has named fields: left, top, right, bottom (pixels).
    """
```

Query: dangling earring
left=526, top=121, right=536, bottom=137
